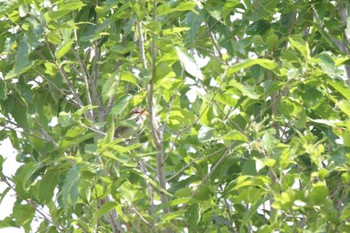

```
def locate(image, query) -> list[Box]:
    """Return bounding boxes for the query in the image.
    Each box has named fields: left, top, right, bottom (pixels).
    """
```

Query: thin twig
left=72, top=22, right=94, bottom=120
left=2, top=120, right=53, bottom=143
left=137, top=22, right=147, bottom=69
left=204, top=21, right=229, bottom=66
left=130, top=206, right=153, bottom=230
left=34, top=118, right=58, bottom=148
left=57, top=66, right=85, bottom=109
left=167, top=146, right=227, bottom=182
left=191, top=142, right=235, bottom=197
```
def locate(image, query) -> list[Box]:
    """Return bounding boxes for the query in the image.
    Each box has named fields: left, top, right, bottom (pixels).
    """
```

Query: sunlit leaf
left=198, top=125, right=215, bottom=142
left=229, top=79, right=260, bottom=99
left=289, top=35, right=310, bottom=59
left=175, top=46, right=204, bottom=80
left=121, top=71, right=138, bottom=85
left=45, top=1, right=85, bottom=21
left=337, top=100, right=350, bottom=117
left=308, top=182, right=329, bottom=204
left=163, top=27, right=190, bottom=35
left=328, top=80, right=350, bottom=100
left=219, top=130, right=248, bottom=142
left=95, top=202, right=117, bottom=220
left=228, top=59, right=278, bottom=75
left=56, top=40, right=74, bottom=60
left=174, top=2, right=197, bottom=13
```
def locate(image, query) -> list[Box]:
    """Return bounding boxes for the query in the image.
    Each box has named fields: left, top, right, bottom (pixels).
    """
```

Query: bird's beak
left=140, top=108, right=148, bottom=116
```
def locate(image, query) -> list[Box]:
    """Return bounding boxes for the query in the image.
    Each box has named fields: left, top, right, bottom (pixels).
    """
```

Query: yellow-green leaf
left=228, top=59, right=278, bottom=75
left=56, top=40, right=74, bottom=60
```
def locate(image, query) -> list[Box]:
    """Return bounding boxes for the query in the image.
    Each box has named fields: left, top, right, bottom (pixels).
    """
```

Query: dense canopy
left=1, top=0, right=350, bottom=232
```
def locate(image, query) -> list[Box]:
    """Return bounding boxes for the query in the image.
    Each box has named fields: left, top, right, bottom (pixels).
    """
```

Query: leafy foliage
left=1, top=0, right=350, bottom=232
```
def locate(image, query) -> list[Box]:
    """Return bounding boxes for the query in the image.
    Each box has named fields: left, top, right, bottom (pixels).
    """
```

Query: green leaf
left=214, top=93, right=238, bottom=106
left=343, top=130, right=350, bottom=147
left=107, top=143, right=142, bottom=153
left=156, top=4, right=173, bottom=16
left=228, top=79, right=260, bottom=99
left=155, top=61, right=175, bottom=82
left=102, top=74, right=119, bottom=100
left=185, top=204, right=200, bottom=229
left=193, top=185, right=211, bottom=201
left=65, top=125, right=86, bottom=138
left=121, top=71, right=138, bottom=85
left=0, top=80, right=7, bottom=100
left=14, top=36, right=32, bottom=75
left=279, top=98, right=299, bottom=118
left=166, top=198, right=191, bottom=207
left=261, top=129, right=278, bottom=153
left=316, top=52, right=335, bottom=75
left=44, top=62, right=58, bottom=76
left=295, top=108, right=307, bottom=129
left=219, top=130, right=248, bottom=142
left=310, top=118, right=343, bottom=127
left=58, top=112, right=75, bottom=127
left=228, top=59, right=278, bottom=75
left=337, top=100, right=350, bottom=117
left=198, top=125, right=215, bottom=142
left=328, top=80, right=350, bottom=100
left=240, top=195, right=269, bottom=232
left=233, top=176, right=253, bottom=190
left=13, top=203, right=35, bottom=227
left=175, top=2, right=198, bottom=13
left=185, top=12, right=205, bottom=46
left=95, top=202, right=117, bottom=220
left=100, top=150, right=138, bottom=167
left=308, top=182, right=329, bottom=204
left=45, top=1, right=85, bottom=21
left=56, top=40, right=74, bottom=60
left=21, top=162, right=44, bottom=190
left=174, top=187, right=192, bottom=198
left=289, top=35, right=309, bottom=59
left=236, top=187, right=266, bottom=203
left=73, top=105, right=97, bottom=117
left=39, top=168, right=60, bottom=204
left=200, top=105, right=212, bottom=125
left=110, top=95, right=130, bottom=117
left=163, top=27, right=190, bottom=35
left=145, top=21, right=162, bottom=34
left=59, top=165, right=81, bottom=212
left=175, top=46, right=204, bottom=80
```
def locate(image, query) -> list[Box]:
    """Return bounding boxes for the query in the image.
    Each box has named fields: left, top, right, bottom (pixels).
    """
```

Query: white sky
left=0, top=138, right=25, bottom=233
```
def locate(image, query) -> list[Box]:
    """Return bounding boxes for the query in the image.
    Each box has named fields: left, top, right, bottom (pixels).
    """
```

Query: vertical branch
left=137, top=22, right=147, bottom=70
left=137, top=21, right=156, bottom=216
left=90, top=4, right=104, bottom=121
left=136, top=2, right=172, bottom=231
left=72, top=27, right=95, bottom=120
left=268, top=70, right=278, bottom=220
left=58, top=67, right=85, bottom=109
left=91, top=42, right=104, bottom=121
left=148, top=0, right=170, bottom=217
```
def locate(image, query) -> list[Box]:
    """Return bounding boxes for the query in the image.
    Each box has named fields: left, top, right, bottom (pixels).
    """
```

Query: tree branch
left=72, top=25, right=94, bottom=120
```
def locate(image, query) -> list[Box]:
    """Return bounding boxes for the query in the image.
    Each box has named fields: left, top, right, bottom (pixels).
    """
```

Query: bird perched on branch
left=114, top=107, right=148, bottom=139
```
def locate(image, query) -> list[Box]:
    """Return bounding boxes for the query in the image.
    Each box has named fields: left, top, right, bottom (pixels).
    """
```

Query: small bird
left=114, top=107, right=148, bottom=138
